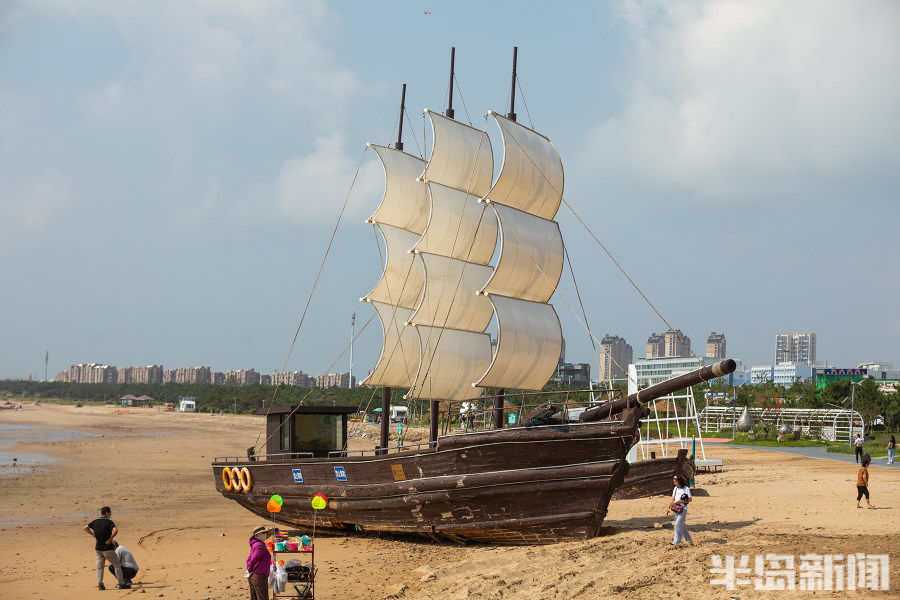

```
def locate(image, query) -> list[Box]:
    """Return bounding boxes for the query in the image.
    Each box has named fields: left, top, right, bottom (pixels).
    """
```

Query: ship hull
left=612, top=448, right=696, bottom=500
left=214, top=419, right=637, bottom=545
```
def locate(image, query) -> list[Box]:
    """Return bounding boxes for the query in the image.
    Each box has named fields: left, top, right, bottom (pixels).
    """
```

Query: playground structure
left=698, top=406, right=864, bottom=441
left=627, top=385, right=708, bottom=464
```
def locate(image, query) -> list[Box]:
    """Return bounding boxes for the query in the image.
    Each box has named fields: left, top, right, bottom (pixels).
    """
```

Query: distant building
left=226, top=369, right=260, bottom=386
left=131, top=365, right=163, bottom=384
left=814, top=368, right=869, bottom=389
left=552, top=363, right=591, bottom=387
left=632, top=356, right=719, bottom=386
left=118, top=367, right=133, bottom=384
left=163, top=369, right=177, bottom=384
left=646, top=333, right=665, bottom=359
left=58, top=363, right=118, bottom=384
left=260, top=374, right=272, bottom=386
left=706, top=332, right=726, bottom=359
left=664, top=328, right=691, bottom=358
left=173, top=366, right=211, bottom=384
left=211, top=371, right=226, bottom=385
left=272, top=371, right=314, bottom=387
left=775, top=332, right=816, bottom=366
left=315, top=372, right=356, bottom=388
left=599, top=334, right=633, bottom=381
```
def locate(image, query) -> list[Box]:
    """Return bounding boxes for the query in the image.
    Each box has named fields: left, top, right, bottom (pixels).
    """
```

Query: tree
left=853, top=377, right=884, bottom=433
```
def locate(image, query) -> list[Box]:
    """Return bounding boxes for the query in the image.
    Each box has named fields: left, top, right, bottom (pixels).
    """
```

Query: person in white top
left=109, top=541, right=139, bottom=585
left=854, top=434, right=865, bottom=463
left=666, top=474, right=693, bottom=545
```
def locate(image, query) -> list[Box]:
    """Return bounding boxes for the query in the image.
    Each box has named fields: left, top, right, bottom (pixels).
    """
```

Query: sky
left=1, top=0, right=898, bottom=380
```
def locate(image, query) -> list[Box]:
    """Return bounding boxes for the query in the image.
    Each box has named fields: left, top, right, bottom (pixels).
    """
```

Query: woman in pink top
left=246, top=526, right=271, bottom=600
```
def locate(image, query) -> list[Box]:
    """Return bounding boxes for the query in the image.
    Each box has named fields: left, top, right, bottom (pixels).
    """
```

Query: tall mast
left=507, top=46, right=518, bottom=122
left=395, top=83, right=406, bottom=151
left=445, top=47, right=455, bottom=119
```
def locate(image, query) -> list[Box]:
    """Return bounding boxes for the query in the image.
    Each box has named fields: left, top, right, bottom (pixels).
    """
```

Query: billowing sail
left=422, top=110, right=493, bottom=197
left=410, top=253, right=494, bottom=331
left=367, top=144, right=429, bottom=233
left=362, top=302, right=421, bottom=388
left=479, top=203, right=563, bottom=303
left=475, top=295, right=562, bottom=390
left=412, top=182, right=497, bottom=265
left=485, top=112, right=564, bottom=220
left=410, top=326, right=492, bottom=401
left=363, top=223, right=423, bottom=310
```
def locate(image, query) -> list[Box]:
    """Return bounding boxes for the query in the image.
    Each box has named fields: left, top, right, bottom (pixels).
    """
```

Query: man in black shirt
left=83, top=506, right=129, bottom=590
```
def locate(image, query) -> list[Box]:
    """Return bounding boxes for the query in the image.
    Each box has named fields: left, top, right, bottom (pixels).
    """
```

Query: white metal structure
left=698, top=406, right=864, bottom=441
left=627, top=374, right=707, bottom=463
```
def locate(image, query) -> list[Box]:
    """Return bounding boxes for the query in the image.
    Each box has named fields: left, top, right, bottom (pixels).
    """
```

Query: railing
left=213, top=452, right=314, bottom=463
left=442, top=388, right=622, bottom=435
left=330, top=440, right=438, bottom=457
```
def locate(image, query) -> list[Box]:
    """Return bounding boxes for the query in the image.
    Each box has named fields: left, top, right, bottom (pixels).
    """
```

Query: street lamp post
left=849, top=379, right=861, bottom=446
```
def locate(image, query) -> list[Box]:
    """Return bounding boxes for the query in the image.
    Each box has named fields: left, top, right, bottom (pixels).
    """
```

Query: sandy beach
left=1, top=403, right=897, bottom=599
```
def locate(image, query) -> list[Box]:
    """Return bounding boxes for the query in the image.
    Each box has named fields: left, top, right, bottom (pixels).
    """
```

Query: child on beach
left=246, top=526, right=272, bottom=600
left=856, top=457, right=873, bottom=509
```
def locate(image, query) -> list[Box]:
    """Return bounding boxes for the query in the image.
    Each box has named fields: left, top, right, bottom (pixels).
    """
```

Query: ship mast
left=445, top=47, right=455, bottom=120
left=378, top=83, right=408, bottom=455
left=507, top=46, right=517, bottom=122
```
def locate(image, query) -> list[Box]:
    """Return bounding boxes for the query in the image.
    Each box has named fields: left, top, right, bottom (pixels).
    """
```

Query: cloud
left=274, top=133, right=382, bottom=225
left=580, top=0, right=900, bottom=201
left=0, top=170, right=75, bottom=249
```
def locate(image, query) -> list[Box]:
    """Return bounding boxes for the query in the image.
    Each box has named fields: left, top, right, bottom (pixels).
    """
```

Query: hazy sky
left=1, top=0, right=898, bottom=380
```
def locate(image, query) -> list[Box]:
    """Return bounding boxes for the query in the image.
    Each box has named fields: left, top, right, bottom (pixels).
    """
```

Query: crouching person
left=108, top=541, right=139, bottom=585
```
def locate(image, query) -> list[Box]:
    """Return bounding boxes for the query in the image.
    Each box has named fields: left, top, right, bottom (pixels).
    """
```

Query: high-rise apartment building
left=646, top=333, right=665, bottom=358
left=131, top=365, right=164, bottom=384
left=706, top=332, right=726, bottom=359
left=173, top=366, right=211, bottom=384
left=57, top=363, right=118, bottom=383
left=315, top=372, right=356, bottom=388
left=664, top=328, right=691, bottom=358
left=211, top=371, right=226, bottom=385
left=775, top=332, right=817, bottom=365
left=599, top=334, right=633, bottom=381
left=226, top=369, right=261, bottom=386
left=272, top=371, right=314, bottom=387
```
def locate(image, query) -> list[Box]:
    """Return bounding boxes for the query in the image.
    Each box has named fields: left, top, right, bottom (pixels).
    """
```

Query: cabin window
left=280, top=414, right=290, bottom=452
left=291, top=413, right=342, bottom=457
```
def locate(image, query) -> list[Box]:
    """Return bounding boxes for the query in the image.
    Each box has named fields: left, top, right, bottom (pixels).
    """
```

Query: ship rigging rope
left=494, top=118, right=704, bottom=367
left=256, top=313, right=376, bottom=454
left=254, top=145, right=371, bottom=449
left=564, top=245, right=603, bottom=386
left=515, top=76, right=535, bottom=130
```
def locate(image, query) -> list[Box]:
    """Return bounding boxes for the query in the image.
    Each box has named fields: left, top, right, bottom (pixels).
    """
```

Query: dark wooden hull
left=612, top=449, right=696, bottom=500
left=214, top=420, right=638, bottom=544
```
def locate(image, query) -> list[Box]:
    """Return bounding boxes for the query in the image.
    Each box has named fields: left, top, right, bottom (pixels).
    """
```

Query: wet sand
left=0, top=403, right=897, bottom=599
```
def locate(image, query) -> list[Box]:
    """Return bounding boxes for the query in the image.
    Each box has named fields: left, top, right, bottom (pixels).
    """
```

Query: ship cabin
left=260, top=405, right=357, bottom=459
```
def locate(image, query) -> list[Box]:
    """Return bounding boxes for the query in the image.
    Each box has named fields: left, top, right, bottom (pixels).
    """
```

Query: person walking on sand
left=854, top=433, right=864, bottom=463
left=83, top=506, right=129, bottom=590
left=246, top=526, right=272, bottom=600
left=857, top=457, right=873, bottom=509
left=887, top=435, right=895, bottom=465
left=107, top=541, right=139, bottom=585
left=666, top=474, right=693, bottom=545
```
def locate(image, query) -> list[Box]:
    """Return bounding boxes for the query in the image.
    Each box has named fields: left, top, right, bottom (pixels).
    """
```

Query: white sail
left=412, top=182, right=498, bottom=265
left=479, top=203, right=563, bottom=304
left=363, top=223, right=423, bottom=310
left=485, top=112, right=564, bottom=220
left=422, top=110, right=493, bottom=198
left=475, top=295, right=563, bottom=390
left=367, top=144, right=429, bottom=234
left=407, top=325, right=492, bottom=401
left=362, top=301, right=421, bottom=389
left=410, top=253, right=494, bottom=331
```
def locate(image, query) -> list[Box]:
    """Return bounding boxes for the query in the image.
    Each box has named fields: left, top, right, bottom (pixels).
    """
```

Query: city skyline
left=1, top=2, right=897, bottom=380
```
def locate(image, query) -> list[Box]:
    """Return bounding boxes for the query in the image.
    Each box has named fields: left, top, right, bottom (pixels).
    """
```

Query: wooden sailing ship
left=212, top=48, right=735, bottom=544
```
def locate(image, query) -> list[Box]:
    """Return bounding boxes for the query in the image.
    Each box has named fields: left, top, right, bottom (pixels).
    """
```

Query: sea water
left=0, top=423, right=96, bottom=474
